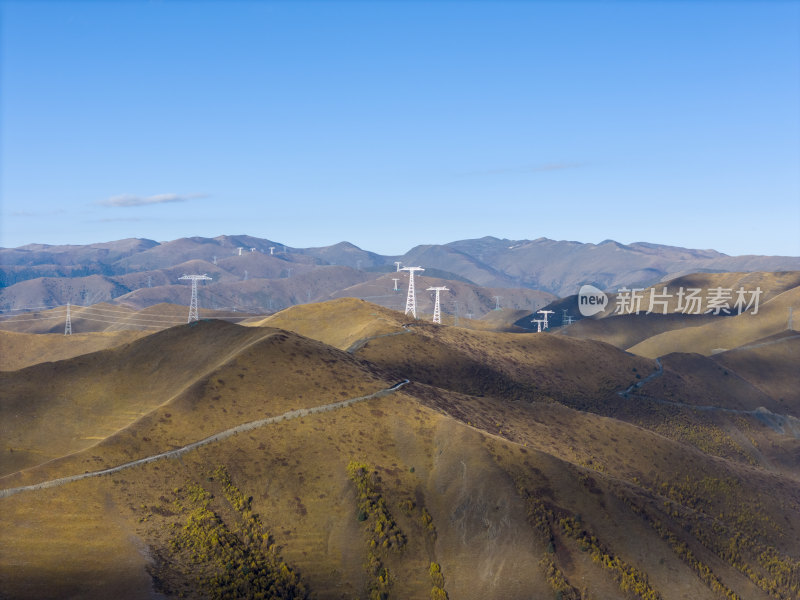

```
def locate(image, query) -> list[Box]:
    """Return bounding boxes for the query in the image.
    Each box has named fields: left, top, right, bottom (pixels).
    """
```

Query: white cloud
left=99, top=193, right=207, bottom=207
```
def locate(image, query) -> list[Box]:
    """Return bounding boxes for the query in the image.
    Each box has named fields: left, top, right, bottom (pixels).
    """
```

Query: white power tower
left=237, top=247, right=243, bottom=256
left=532, top=318, right=546, bottom=332
left=179, top=274, right=212, bottom=322
left=394, top=261, right=402, bottom=272
left=269, top=247, right=275, bottom=255
left=493, top=295, right=502, bottom=310
left=427, top=286, right=449, bottom=324
left=392, top=278, right=400, bottom=291
left=537, top=309, right=554, bottom=329
left=64, top=302, right=72, bottom=335
left=400, top=266, right=424, bottom=318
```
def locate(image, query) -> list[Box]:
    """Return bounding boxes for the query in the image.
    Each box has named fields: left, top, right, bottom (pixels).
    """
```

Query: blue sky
left=1, top=0, right=798, bottom=256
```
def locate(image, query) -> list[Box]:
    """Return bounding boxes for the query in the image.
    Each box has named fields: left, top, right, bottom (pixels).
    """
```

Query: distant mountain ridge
left=1, top=235, right=798, bottom=314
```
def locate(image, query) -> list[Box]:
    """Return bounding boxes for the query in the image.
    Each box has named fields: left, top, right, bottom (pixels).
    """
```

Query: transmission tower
left=394, top=261, right=402, bottom=272
left=147, top=275, right=152, bottom=288
left=400, top=266, right=424, bottom=318
left=493, top=295, right=502, bottom=310
left=179, top=274, right=212, bottom=322
left=392, top=278, right=400, bottom=291
left=269, top=247, right=275, bottom=255
left=427, top=286, right=449, bottom=324
left=64, top=302, right=72, bottom=335
left=537, top=309, right=554, bottom=329
left=237, top=247, right=243, bottom=256
left=532, top=318, right=546, bottom=332
left=452, top=300, right=460, bottom=327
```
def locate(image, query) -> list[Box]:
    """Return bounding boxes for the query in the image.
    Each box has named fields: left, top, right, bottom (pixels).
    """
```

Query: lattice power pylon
left=427, top=286, right=449, bottom=324
left=532, top=318, right=546, bottom=332
left=400, top=266, right=424, bottom=318
left=537, top=309, right=554, bottom=329
left=179, top=274, right=212, bottom=322
left=64, top=302, right=72, bottom=335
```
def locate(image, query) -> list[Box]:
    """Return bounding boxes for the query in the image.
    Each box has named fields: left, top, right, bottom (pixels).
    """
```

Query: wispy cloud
left=9, top=208, right=67, bottom=217
left=99, top=193, right=207, bottom=207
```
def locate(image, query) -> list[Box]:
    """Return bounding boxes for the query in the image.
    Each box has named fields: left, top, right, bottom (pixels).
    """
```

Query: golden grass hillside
left=0, top=302, right=246, bottom=334
left=628, top=286, right=798, bottom=358
left=247, top=297, right=408, bottom=350
left=595, top=271, right=800, bottom=318
left=0, top=329, right=148, bottom=371
left=562, top=312, right=719, bottom=349
left=1, top=301, right=799, bottom=600
left=559, top=271, right=799, bottom=351
left=711, top=331, right=800, bottom=409
left=0, top=321, right=298, bottom=476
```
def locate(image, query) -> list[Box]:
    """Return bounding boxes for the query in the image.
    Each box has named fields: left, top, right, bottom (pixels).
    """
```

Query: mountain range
left=2, top=235, right=798, bottom=319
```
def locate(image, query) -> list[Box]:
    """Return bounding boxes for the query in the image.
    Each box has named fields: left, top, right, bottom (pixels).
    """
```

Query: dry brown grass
left=1, top=297, right=798, bottom=600
left=0, top=329, right=148, bottom=371
left=628, top=286, right=799, bottom=357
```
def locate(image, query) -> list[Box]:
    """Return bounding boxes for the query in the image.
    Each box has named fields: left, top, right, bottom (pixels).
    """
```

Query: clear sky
left=1, top=0, right=798, bottom=256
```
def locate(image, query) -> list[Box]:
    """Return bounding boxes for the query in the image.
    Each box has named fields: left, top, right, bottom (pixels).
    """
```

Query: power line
left=0, top=314, right=65, bottom=323
left=0, top=304, right=63, bottom=313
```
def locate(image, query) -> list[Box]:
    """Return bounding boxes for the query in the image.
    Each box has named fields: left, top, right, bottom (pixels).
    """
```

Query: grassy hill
left=0, top=329, right=148, bottom=371
left=0, top=302, right=248, bottom=334
left=552, top=271, right=799, bottom=355
left=628, top=285, right=798, bottom=358
left=1, top=300, right=798, bottom=600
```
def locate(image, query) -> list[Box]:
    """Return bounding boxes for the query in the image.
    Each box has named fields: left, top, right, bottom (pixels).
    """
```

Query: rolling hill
left=2, top=299, right=798, bottom=599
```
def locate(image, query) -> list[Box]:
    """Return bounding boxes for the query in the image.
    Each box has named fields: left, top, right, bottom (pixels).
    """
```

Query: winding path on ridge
left=0, top=323, right=421, bottom=499
left=617, top=356, right=800, bottom=437
left=0, top=379, right=410, bottom=499
left=6, top=322, right=796, bottom=499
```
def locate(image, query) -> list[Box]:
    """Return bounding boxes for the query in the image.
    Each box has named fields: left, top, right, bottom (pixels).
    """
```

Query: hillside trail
left=0, top=322, right=420, bottom=499
left=0, top=379, right=409, bottom=499
left=715, top=331, right=798, bottom=353
left=617, top=357, right=800, bottom=438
